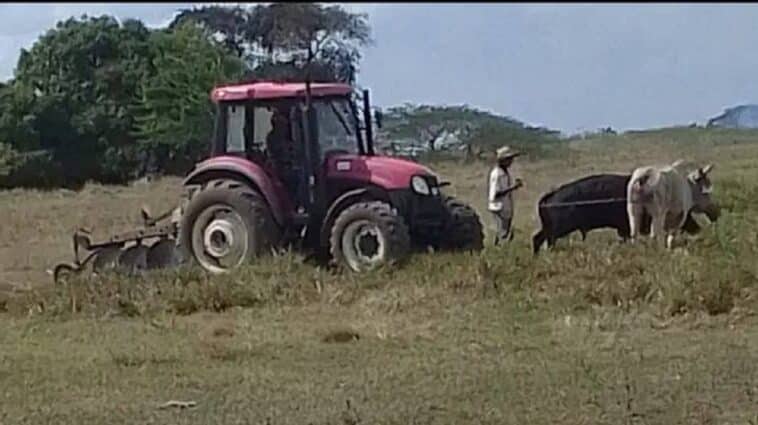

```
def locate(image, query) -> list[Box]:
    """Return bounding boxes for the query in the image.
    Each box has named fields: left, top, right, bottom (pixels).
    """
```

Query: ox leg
left=532, top=229, right=546, bottom=255
left=666, top=211, right=688, bottom=249
left=627, top=202, right=644, bottom=241
left=650, top=209, right=666, bottom=246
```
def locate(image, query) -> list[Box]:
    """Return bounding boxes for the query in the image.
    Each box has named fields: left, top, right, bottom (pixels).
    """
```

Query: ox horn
left=701, top=163, right=713, bottom=175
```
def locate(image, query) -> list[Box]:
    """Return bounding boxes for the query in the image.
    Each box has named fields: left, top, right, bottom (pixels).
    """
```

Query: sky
left=1, top=3, right=758, bottom=134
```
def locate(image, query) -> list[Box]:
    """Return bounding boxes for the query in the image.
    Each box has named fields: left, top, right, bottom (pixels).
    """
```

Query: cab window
left=226, top=104, right=246, bottom=153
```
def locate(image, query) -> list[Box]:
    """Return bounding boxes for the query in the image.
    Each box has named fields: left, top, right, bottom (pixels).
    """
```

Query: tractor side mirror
left=374, top=109, right=383, bottom=129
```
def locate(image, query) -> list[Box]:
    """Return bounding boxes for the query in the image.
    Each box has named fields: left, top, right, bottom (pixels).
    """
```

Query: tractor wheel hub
left=190, top=204, right=249, bottom=273
left=204, top=219, right=236, bottom=258
left=342, top=220, right=386, bottom=270
left=356, top=227, right=380, bottom=260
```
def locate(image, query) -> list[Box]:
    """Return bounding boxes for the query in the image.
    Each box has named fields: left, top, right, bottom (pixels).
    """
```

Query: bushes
left=0, top=142, right=17, bottom=177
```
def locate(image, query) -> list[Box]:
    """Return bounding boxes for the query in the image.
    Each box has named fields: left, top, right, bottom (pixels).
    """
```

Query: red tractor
left=53, top=80, right=483, bottom=282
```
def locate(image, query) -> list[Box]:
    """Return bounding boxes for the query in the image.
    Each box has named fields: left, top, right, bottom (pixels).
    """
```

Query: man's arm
left=495, top=186, right=517, bottom=198
left=495, top=178, right=523, bottom=198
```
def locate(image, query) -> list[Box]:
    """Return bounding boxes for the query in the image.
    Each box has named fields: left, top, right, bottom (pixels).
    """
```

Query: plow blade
left=146, top=238, right=185, bottom=270
left=117, top=244, right=150, bottom=276
left=93, top=245, right=122, bottom=273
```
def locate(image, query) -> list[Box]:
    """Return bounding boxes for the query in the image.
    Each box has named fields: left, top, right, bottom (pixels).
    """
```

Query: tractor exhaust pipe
left=362, top=89, right=375, bottom=156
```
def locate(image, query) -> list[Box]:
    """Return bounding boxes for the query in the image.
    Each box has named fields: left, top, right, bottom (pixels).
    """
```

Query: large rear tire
left=329, top=201, right=411, bottom=272
left=437, top=196, right=484, bottom=252
left=178, top=179, right=280, bottom=274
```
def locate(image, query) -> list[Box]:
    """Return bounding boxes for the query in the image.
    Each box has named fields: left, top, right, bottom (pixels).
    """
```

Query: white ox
left=627, top=160, right=719, bottom=248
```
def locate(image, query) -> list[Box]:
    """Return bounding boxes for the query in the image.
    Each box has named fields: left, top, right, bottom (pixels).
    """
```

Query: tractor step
left=291, top=212, right=309, bottom=226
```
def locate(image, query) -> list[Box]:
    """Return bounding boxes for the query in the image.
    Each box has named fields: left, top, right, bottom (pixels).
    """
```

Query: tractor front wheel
left=436, top=196, right=484, bottom=252
left=329, top=201, right=411, bottom=272
left=178, top=179, right=280, bottom=274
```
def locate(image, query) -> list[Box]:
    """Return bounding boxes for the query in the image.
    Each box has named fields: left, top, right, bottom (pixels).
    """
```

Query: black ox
left=532, top=173, right=701, bottom=254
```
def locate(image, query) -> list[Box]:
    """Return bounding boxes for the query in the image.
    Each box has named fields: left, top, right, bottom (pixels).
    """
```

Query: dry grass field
left=2, top=127, right=758, bottom=424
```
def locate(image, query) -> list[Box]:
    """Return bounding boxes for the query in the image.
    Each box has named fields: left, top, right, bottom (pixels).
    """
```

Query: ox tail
left=628, top=171, right=653, bottom=204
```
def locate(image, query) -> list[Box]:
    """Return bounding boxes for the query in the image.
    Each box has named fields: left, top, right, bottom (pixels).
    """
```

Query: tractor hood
left=365, top=156, right=436, bottom=188
left=325, top=154, right=439, bottom=190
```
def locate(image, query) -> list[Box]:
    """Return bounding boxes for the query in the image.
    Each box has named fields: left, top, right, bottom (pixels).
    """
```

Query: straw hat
left=496, top=145, right=521, bottom=160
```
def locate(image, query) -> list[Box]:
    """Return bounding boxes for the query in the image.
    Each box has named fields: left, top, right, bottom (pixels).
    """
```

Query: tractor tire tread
left=329, top=201, right=411, bottom=271
left=178, top=178, right=281, bottom=271
left=438, top=196, right=484, bottom=252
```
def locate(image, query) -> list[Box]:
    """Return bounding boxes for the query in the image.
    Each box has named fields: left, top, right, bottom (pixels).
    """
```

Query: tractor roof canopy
left=211, top=81, right=353, bottom=103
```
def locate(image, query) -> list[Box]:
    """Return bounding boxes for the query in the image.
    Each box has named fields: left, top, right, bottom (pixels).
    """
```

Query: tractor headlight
left=411, top=175, right=431, bottom=195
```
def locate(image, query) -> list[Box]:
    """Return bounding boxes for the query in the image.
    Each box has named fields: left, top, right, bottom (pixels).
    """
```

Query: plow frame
left=52, top=206, right=181, bottom=285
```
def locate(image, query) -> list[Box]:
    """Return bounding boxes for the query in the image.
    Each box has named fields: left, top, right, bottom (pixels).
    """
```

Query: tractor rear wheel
left=437, top=196, right=484, bottom=252
left=178, top=179, right=280, bottom=274
left=329, top=201, right=411, bottom=272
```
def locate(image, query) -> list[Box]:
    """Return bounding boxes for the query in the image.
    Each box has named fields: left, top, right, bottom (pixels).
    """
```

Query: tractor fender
left=319, top=187, right=389, bottom=247
left=183, top=157, right=292, bottom=226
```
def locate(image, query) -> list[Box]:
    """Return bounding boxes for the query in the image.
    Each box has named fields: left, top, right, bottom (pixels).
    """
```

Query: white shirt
left=488, top=166, right=513, bottom=214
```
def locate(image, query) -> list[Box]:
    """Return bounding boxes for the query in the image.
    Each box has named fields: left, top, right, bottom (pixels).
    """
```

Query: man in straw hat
left=488, top=145, right=524, bottom=245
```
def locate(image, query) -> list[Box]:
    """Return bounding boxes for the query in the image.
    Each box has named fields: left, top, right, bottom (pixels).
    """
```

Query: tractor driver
left=266, top=107, right=307, bottom=211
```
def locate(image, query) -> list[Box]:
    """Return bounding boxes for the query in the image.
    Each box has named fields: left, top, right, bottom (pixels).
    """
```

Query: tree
left=380, top=105, right=465, bottom=151
left=378, top=104, right=562, bottom=157
left=246, top=3, right=371, bottom=83
left=466, top=122, right=562, bottom=159
left=7, top=15, right=154, bottom=186
left=170, top=3, right=372, bottom=83
left=380, top=104, right=531, bottom=151
left=132, top=23, right=246, bottom=175
left=169, top=5, right=249, bottom=57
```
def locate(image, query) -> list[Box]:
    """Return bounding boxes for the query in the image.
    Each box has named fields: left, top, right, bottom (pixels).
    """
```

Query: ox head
left=687, top=164, right=720, bottom=221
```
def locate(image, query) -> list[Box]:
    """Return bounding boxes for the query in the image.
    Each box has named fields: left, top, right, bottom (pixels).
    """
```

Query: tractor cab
left=208, top=82, right=371, bottom=216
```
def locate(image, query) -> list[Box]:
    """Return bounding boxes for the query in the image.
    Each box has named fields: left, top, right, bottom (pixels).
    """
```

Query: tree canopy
left=132, top=22, right=245, bottom=175
left=0, top=13, right=252, bottom=188
left=170, top=3, right=372, bottom=83
left=378, top=103, right=561, bottom=156
left=3, top=15, right=155, bottom=185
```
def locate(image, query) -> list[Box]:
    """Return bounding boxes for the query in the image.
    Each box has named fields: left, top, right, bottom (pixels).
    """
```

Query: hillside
left=708, top=104, right=758, bottom=129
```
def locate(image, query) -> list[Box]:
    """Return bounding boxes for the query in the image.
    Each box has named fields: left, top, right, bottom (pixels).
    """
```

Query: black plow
left=52, top=206, right=185, bottom=285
